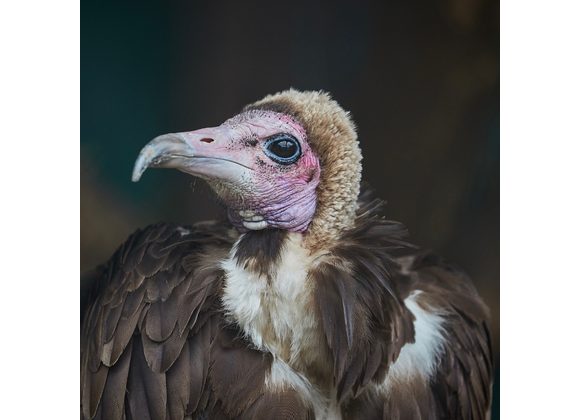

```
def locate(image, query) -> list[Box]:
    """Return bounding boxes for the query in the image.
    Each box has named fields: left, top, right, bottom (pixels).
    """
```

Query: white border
left=0, top=0, right=79, bottom=417
left=501, top=0, right=580, bottom=418
left=1, top=0, right=579, bottom=417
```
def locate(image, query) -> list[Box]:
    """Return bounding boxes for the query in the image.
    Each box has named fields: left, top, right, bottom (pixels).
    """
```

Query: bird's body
left=81, top=90, right=492, bottom=419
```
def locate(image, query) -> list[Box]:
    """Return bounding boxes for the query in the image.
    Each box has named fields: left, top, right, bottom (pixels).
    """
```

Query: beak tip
left=131, top=165, right=144, bottom=182
left=131, top=133, right=192, bottom=183
left=132, top=148, right=152, bottom=182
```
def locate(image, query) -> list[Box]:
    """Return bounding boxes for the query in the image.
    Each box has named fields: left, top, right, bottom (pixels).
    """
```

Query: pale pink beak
left=132, top=128, right=252, bottom=183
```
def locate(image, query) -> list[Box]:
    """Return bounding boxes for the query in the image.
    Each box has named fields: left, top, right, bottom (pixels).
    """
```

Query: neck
left=233, top=229, right=289, bottom=275
left=221, top=230, right=326, bottom=369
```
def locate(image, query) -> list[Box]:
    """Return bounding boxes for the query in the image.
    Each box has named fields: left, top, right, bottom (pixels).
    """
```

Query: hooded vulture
left=81, top=89, right=493, bottom=419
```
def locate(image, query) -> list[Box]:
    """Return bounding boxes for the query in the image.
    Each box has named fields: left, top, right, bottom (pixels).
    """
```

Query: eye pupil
left=271, top=140, right=296, bottom=158
left=264, top=134, right=301, bottom=165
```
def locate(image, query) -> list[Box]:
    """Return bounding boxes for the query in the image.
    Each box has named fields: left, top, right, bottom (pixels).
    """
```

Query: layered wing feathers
left=81, top=223, right=232, bottom=419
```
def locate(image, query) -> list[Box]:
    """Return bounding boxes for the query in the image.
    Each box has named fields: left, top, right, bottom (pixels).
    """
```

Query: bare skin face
left=133, top=110, right=321, bottom=232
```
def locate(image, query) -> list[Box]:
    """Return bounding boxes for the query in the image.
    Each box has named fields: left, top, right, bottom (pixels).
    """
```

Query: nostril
left=200, top=137, right=214, bottom=144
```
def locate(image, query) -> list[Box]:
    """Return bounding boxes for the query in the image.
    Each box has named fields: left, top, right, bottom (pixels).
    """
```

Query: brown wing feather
left=95, top=341, right=133, bottom=420
left=184, top=319, right=211, bottom=416
left=208, top=324, right=274, bottom=417
left=165, top=339, right=190, bottom=420
left=81, top=361, right=108, bottom=419
left=127, top=335, right=167, bottom=420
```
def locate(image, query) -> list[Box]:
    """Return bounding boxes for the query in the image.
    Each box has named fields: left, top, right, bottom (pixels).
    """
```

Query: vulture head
left=133, top=89, right=362, bottom=247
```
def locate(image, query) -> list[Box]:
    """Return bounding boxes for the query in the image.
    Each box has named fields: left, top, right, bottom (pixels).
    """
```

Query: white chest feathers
left=221, top=233, right=319, bottom=363
left=375, top=290, right=446, bottom=394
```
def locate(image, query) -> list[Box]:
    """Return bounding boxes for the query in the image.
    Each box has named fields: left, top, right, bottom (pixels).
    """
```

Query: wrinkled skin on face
left=209, top=111, right=320, bottom=232
left=134, top=110, right=320, bottom=232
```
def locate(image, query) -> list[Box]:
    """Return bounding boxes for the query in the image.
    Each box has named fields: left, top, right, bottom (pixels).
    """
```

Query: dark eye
left=263, top=134, right=302, bottom=165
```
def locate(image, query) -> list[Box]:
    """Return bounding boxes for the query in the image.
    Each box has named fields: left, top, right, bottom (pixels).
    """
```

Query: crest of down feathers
left=81, top=89, right=493, bottom=420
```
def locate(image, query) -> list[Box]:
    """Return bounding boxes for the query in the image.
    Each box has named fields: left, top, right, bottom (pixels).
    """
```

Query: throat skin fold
left=225, top=173, right=319, bottom=233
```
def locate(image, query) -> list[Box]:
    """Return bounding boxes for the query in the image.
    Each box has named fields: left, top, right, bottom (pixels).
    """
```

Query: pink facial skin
left=180, top=110, right=320, bottom=232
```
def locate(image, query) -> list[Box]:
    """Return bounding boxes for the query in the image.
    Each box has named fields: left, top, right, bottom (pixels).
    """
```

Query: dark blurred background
left=81, top=0, right=499, bottom=416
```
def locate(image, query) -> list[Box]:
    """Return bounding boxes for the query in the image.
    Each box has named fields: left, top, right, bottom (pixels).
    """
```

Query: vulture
left=81, top=89, right=493, bottom=419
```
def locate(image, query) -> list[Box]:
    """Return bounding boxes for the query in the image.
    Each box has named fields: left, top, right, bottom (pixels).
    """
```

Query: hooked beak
left=132, top=129, right=252, bottom=183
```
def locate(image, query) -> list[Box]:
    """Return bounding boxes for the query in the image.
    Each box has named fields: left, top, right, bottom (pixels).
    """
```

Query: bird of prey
left=81, top=89, right=492, bottom=419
